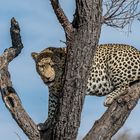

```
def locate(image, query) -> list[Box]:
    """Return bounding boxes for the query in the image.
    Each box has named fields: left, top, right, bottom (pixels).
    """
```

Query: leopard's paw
left=104, top=96, right=114, bottom=107
left=37, top=122, right=50, bottom=131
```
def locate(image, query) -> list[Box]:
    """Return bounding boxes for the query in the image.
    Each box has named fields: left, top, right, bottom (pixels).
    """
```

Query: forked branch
left=50, top=0, right=73, bottom=39
left=0, top=18, right=40, bottom=140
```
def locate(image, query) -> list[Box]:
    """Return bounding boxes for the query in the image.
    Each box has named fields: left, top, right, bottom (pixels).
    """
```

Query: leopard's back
left=87, top=44, right=140, bottom=97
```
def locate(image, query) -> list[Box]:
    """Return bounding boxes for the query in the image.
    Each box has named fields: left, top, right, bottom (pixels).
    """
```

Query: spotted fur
left=32, top=44, right=140, bottom=130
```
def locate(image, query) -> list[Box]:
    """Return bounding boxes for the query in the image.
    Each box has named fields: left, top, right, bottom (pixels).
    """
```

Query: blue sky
left=0, top=0, right=140, bottom=140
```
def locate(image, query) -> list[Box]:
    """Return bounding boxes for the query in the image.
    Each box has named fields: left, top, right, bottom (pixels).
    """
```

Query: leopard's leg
left=104, top=84, right=128, bottom=107
left=37, top=93, right=58, bottom=131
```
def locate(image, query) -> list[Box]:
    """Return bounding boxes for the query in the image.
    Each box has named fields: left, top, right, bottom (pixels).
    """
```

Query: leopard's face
left=31, top=47, right=66, bottom=88
left=36, top=57, right=55, bottom=85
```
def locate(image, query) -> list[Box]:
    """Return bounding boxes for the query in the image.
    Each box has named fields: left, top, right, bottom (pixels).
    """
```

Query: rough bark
left=41, top=0, right=102, bottom=140
left=83, top=81, right=140, bottom=140
left=0, top=18, right=40, bottom=140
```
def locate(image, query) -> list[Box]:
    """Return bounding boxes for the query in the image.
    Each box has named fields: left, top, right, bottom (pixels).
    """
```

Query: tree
left=0, top=0, right=140, bottom=140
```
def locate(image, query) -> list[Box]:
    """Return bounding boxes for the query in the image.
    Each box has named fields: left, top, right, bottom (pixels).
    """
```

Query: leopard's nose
left=44, top=76, right=54, bottom=82
left=44, top=72, right=53, bottom=79
left=46, top=77, right=51, bottom=81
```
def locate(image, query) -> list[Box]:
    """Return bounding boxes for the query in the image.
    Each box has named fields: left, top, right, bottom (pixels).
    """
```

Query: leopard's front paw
left=37, top=123, right=46, bottom=131
left=104, top=96, right=114, bottom=107
left=37, top=122, right=50, bottom=131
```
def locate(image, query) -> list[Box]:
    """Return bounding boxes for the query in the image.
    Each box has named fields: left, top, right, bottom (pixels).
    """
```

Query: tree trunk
left=42, top=0, right=102, bottom=139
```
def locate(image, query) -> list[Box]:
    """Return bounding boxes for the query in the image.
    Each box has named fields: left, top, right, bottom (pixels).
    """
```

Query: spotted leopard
left=32, top=44, right=140, bottom=130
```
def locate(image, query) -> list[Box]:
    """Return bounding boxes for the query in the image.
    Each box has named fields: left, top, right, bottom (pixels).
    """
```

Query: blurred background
left=0, top=0, right=139, bottom=139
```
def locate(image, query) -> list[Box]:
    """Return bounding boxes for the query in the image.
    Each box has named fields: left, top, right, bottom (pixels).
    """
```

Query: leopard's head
left=31, top=47, right=66, bottom=87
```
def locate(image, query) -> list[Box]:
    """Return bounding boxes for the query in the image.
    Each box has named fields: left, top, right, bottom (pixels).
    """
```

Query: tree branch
left=50, top=0, right=73, bottom=39
left=0, top=18, right=40, bottom=140
left=102, top=0, right=140, bottom=29
left=83, top=81, right=140, bottom=140
left=104, top=0, right=126, bottom=20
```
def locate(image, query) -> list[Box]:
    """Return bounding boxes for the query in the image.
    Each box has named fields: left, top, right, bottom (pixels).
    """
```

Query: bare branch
left=0, top=18, right=40, bottom=140
left=83, top=81, right=140, bottom=140
left=104, top=0, right=126, bottom=20
left=50, top=0, right=73, bottom=39
left=14, top=132, right=22, bottom=140
left=103, top=0, right=140, bottom=29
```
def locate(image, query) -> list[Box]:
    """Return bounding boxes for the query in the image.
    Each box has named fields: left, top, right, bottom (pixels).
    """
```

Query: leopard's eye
left=38, top=62, right=45, bottom=67
left=38, top=62, right=45, bottom=71
left=39, top=67, right=44, bottom=71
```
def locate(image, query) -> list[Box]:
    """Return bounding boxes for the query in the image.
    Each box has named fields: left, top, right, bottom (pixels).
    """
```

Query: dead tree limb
left=0, top=18, right=40, bottom=140
left=83, top=81, right=140, bottom=140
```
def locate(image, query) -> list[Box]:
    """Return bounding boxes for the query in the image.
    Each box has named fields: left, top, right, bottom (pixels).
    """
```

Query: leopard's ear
left=31, top=52, right=38, bottom=62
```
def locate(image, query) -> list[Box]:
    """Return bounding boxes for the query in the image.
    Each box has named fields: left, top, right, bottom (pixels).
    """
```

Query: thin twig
left=103, top=0, right=140, bottom=29
left=14, top=132, right=22, bottom=140
left=104, top=0, right=126, bottom=20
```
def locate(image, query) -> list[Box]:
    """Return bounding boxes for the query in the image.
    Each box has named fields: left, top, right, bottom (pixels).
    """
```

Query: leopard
left=31, top=44, right=140, bottom=130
